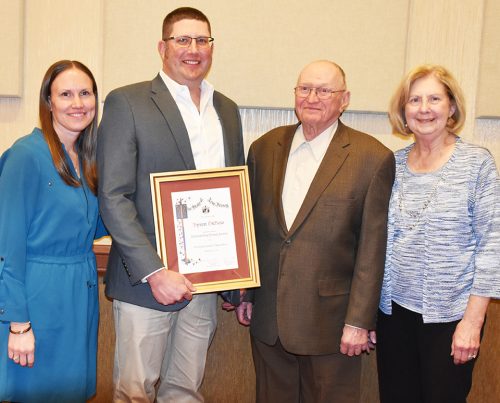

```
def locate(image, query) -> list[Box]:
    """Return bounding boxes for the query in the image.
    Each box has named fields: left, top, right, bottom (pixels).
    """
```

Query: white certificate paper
left=171, top=187, right=238, bottom=274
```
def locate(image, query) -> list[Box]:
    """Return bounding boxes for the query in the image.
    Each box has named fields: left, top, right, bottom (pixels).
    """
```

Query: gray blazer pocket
left=318, top=278, right=351, bottom=296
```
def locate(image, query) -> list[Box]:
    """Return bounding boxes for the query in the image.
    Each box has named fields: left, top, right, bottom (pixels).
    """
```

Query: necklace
left=398, top=163, right=448, bottom=231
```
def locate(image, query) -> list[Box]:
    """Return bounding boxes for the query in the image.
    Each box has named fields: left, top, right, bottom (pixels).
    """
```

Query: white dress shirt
left=282, top=121, right=337, bottom=229
left=145, top=72, right=226, bottom=281
left=160, top=70, right=225, bottom=169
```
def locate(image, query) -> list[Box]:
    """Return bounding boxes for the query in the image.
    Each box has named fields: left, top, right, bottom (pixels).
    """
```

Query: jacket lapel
left=150, top=75, right=196, bottom=170
left=273, top=125, right=297, bottom=236
left=287, top=121, right=350, bottom=237
left=213, top=92, right=241, bottom=167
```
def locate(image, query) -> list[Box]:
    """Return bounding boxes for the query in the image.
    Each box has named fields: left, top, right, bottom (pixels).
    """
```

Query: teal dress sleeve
left=94, top=214, right=108, bottom=239
left=0, top=141, right=41, bottom=323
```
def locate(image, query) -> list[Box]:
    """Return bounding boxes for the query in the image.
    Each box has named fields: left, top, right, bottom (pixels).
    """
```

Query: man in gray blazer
left=235, top=60, right=395, bottom=403
left=97, top=7, right=244, bottom=402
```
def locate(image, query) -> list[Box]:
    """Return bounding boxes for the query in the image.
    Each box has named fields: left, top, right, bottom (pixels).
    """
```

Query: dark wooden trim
left=93, top=244, right=111, bottom=275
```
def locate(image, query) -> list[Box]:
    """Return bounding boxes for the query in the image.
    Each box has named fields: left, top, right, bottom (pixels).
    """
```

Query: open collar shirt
left=282, top=121, right=338, bottom=229
left=144, top=72, right=226, bottom=281
left=160, top=70, right=225, bottom=170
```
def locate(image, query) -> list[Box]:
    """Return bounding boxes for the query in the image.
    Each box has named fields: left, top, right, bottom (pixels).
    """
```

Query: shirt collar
left=159, top=70, right=214, bottom=107
left=290, top=121, right=338, bottom=161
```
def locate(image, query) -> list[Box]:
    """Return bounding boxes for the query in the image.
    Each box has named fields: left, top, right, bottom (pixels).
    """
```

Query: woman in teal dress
left=0, top=60, right=106, bottom=402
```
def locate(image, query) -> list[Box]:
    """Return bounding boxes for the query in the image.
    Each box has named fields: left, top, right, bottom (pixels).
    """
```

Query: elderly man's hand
left=340, top=325, right=371, bottom=356
left=235, top=302, right=253, bottom=326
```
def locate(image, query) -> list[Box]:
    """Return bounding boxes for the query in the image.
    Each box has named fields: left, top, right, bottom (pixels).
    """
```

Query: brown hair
left=39, top=60, right=98, bottom=194
left=388, top=64, right=466, bottom=135
left=162, top=7, right=211, bottom=39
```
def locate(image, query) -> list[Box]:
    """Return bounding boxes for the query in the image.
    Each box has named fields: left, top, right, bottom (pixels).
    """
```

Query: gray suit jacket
left=97, top=74, right=244, bottom=312
left=247, top=121, right=395, bottom=355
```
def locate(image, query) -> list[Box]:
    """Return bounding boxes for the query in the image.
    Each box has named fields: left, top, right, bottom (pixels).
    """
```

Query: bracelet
left=9, top=323, right=32, bottom=335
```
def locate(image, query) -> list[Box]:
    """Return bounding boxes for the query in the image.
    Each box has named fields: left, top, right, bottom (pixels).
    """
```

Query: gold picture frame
left=150, top=166, right=260, bottom=294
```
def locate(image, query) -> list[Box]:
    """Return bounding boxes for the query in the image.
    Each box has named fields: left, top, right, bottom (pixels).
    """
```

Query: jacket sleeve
left=345, top=150, right=395, bottom=329
left=0, top=145, right=40, bottom=322
left=97, top=90, right=164, bottom=284
left=470, top=153, right=500, bottom=298
left=94, top=214, right=108, bottom=239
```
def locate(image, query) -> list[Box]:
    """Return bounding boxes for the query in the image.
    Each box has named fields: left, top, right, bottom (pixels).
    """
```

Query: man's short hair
left=162, top=7, right=211, bottom=39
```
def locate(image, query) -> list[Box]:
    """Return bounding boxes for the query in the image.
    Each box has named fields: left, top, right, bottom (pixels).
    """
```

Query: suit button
left=285, top=239, right=291, bottom=244
left=0, top=256, right=4, bottom=261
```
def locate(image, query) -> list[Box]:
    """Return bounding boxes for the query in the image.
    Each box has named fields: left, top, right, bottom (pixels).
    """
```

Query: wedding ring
left=468, top=354, right=476, bottom=359
left=13, top=356, right=20, bottom=361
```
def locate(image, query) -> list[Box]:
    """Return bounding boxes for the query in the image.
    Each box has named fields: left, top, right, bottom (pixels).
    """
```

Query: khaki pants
left=112, top=294, right=217, bottom=403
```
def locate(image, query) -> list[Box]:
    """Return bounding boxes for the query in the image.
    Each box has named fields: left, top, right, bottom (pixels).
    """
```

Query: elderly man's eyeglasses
left=164, top=36, right=214, bottom=48
left=294, top=86, right=345, bottom=100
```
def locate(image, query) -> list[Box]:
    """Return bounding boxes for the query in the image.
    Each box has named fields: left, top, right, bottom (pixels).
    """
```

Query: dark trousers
left=251, top=336, right=361, bottom=403
left=376, top=302, right=477, bottom=403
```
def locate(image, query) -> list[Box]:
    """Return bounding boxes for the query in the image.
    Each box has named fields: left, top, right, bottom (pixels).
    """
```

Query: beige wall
left=1, top=0, right=499, bottom=160
left=102, top=0, right=410, bottom=111
left=0, top=0, right=103, bottom=151
left=477, top=0, right=500, bottom=117
left=0, top=0, right=24, bottom=97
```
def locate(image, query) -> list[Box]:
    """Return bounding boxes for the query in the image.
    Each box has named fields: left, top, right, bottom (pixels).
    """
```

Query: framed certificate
left=150, top=166, right=260, bottom=294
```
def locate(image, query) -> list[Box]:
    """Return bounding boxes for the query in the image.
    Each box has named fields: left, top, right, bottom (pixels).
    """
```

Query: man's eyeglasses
left=294, top=86, right=345, bottom=100
left=164, top=36, right=214, bottom=48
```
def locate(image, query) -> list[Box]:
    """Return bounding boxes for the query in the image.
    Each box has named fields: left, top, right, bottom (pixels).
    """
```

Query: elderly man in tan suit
left=235, top=60, right=395, bottom=403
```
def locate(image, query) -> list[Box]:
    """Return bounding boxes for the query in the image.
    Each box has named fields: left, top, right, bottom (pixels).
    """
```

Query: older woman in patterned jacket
left=376, top=65, right=500, bottom=403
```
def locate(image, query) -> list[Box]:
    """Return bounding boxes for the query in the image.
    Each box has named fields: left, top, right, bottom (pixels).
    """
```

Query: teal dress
left=0, top=128, right=106, bottom=402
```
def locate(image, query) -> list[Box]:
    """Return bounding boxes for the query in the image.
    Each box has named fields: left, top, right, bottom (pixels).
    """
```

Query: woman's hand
left=8, top=322, right=35, bottom=368
left=451, top=295, right=489, bottom=365
left=451, top=318, right=481, bottom=365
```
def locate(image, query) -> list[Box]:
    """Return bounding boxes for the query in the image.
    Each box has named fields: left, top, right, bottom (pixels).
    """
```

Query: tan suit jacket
left=247, top=121, right=395, bottom=355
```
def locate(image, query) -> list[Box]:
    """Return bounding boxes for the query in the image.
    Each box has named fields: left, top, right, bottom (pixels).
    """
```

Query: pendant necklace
left=398, top=161, right=448, bottom=231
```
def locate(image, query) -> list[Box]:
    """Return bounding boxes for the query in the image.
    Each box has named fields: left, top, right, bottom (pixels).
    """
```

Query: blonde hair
left=388, top=64, right=466, bottom=135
